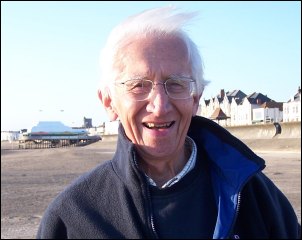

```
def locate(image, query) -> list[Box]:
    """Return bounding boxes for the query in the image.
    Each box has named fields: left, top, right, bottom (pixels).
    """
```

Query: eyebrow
left=126, top=74, right=148, bottom=81
left=168, top=74, right=192, bottom=79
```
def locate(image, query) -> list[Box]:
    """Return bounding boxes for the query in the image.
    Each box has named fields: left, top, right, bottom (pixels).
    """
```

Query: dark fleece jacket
left=37, top=116, right=300, bottom=239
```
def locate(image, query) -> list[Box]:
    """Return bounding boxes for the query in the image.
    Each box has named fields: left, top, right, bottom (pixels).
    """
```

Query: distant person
left=37, top=6, right=300, bottom=239
left=274, top=122, right=282, bottom=135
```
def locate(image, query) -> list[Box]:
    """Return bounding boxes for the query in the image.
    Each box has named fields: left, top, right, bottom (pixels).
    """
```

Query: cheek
left=181, top=100, right=197, bottom=116
left=114, top=99, right=144, bottom=120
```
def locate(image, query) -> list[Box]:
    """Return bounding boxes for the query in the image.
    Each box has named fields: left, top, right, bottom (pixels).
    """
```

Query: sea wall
left=101, top=122, right=301, bottom=141
left=225, top=122, right=301, bottom=139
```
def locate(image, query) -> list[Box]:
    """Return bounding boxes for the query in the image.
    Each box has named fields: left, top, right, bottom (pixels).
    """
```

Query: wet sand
left=1, top=139, right=301, bottom=239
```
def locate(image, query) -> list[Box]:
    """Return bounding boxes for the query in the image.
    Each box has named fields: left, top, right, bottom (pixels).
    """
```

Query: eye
left=125, top=80, right=144, bottom=91
left=166, top=79, right=189, bottom=92
left=124, top=80, right=152, bottom=94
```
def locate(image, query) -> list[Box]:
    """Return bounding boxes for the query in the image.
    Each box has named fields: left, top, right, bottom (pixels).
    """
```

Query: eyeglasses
left=114, top=77, right=196, bottom=101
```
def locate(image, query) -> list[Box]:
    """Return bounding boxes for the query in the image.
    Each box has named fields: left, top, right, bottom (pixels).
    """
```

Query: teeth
left=147, top=123, right=155, bottom=128
left=146, top=122, right=171, bottom=128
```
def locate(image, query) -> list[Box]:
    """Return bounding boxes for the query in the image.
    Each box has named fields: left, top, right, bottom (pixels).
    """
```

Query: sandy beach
left=1, top=139, right=301, bottom=239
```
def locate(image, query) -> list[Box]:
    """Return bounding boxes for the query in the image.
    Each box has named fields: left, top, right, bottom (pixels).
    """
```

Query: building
left=198, top=89, right=284, bottom=126
left=1, top=131, right=20, bottom=142
left=283, top=87, right=301, bottom=122
left=236, top=92, right=273, bottom=126
left=198, top=89, right=247, bottom=126
left=252, top=101, right=283, bottom=124
left=83, top=117, right=93, bottom=128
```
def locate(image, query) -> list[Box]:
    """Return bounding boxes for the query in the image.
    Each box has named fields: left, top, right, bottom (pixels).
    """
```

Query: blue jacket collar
left=188, top=116, right=265, bottom=238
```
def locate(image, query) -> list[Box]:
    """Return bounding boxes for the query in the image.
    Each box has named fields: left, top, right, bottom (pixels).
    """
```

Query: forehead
left=126, top=35, right=188, bottom=58
left=115, top=35, right=191, bottom=79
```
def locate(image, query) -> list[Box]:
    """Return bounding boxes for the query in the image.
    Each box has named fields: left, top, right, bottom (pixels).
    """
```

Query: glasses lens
left=123, top=80, right=152, bottom=100
left=165, top=78, right=192, bottom=99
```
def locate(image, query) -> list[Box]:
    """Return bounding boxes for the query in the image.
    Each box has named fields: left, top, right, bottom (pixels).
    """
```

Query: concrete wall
left=225, top=122, right=301, bottom=139
left=276, top=122, right=301, bottom=139
left=100, top=122, right=301, bottom=141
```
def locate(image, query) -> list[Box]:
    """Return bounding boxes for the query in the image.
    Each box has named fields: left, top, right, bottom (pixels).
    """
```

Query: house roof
left=214, top=89, right=247, bottom=103
left=287, top=87, right=301, bottom=102
left=260, top=101, right=283, bottom=111
left=226, top=89, right=247, bottom=98
left=246, top=92, right=272, bottom=104
left=210, top=107, right=230, bottom=120
left=206, top=89, right=277, bottom=105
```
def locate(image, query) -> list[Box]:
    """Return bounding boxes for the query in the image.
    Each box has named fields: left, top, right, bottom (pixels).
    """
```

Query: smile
left=143, top=121, right=175, bottom=129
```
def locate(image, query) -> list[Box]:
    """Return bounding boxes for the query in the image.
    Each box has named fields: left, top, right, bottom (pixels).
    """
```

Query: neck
left=137, top=146, right=191, bottom=187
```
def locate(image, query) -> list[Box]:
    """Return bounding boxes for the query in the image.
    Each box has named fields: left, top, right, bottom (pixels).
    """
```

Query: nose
left=146, top=83, right=172, bottom=115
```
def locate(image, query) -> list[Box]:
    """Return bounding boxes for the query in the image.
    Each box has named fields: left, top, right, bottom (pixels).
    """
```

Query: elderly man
left=37, top=6, right=300, bottom=239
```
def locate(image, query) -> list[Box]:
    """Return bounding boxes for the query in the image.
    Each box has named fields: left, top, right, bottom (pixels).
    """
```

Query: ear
left=192, top=92, right=202, bottom=116
left=98, top=88, right=119, bottom=121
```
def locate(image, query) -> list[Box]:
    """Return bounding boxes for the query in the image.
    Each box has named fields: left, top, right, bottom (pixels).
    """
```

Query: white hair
left=99, top=6, right=209, bottom=96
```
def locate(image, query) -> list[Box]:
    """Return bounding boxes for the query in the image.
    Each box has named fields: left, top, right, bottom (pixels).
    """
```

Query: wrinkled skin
left=99, top=35, right=201, bottom=186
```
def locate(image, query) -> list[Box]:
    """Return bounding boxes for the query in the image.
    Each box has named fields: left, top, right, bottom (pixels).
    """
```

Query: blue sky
left=1, top=1, right=301, bottom=131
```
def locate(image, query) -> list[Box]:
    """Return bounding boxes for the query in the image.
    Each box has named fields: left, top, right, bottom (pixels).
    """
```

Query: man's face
left=110, top=35, right=200, bottom=160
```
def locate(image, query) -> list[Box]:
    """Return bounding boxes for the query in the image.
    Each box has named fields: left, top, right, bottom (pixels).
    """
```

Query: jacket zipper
left=146, top=185, right=159, bottom=238
left=226, top=192, right=241, bottom=239
left=132, top=152, right=158, bottom=238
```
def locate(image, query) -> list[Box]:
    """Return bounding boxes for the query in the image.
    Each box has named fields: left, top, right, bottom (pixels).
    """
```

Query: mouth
left=143, top=121, right=175, bottom=129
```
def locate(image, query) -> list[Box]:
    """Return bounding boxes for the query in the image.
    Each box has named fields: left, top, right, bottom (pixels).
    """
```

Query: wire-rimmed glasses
left=114, top=77, right=196, bottom=101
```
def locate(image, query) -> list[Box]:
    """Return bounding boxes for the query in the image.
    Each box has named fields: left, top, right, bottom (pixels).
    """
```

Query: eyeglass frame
left=112, top=76, right=196, bottom=101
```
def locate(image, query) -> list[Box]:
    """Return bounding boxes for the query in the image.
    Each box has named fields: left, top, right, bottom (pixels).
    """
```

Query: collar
left=144, top=136, right=197, bottom=188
